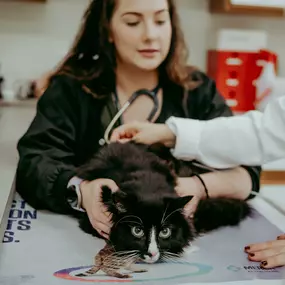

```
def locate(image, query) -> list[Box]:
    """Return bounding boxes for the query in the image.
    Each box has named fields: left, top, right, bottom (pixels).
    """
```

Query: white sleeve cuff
left=67, top=176, right=83, bottom=188
left=166, top=116, right=205, bottom=161
left=67, top=176, right=85, bottom=212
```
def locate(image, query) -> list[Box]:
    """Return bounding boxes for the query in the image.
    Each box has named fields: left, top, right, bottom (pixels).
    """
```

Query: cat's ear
left=101, top=187, right=127, bottom=214
left=176, top=196, right=194, bottom=209
left=164, top=196, right=193, bottom=210
left=101, top=186, right=113, bottom=205
left=112, top=190, right=128, bottom=214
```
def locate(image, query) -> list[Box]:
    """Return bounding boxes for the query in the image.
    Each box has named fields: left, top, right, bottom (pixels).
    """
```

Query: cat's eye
left=131, top=226, right=144, bottom=238
left=159, top=228, right=171, bottom=239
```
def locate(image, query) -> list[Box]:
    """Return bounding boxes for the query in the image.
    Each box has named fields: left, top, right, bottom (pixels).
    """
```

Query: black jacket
left=16, top=72, right=261, bottom=214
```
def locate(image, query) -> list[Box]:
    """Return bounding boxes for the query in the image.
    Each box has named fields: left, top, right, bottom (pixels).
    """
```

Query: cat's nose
left=148, top=251, right=159, bottom=257
left=143, top=251, right=160, bottom=263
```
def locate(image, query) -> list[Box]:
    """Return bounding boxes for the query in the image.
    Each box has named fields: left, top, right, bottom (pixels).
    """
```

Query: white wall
left=1, top=0, right=285, bottom=92
left=177, top=0, right=285, bottom=75
left=0, top=0, right=89, bottom=91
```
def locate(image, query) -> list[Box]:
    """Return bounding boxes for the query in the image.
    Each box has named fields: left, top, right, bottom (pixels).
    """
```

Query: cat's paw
left=130, top=267, right=148, bottom=273
left=102, top=268, right=131, bottom=279
left=133, top=269, right=148, bottom=273
left=116, top=273, right=131, bottom=279
left=126, top=265, right=148, bottom=274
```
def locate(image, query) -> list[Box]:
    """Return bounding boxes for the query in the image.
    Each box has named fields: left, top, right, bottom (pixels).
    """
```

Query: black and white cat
left=76, top=142, right=252, bottom=264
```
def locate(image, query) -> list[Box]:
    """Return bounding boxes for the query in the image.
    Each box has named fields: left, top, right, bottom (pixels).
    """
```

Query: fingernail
left=101, top=231, right=110, bottom=237
left=244, top=246, right=250, bottom=251
left=261, top=261, right=268, bottom=267
left=249, top=253, right=255, bottom=257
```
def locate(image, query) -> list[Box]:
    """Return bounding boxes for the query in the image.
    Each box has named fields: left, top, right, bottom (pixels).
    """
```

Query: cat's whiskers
left=162, top=256, right=180, bottom=264
left=162, top=251, right=180, bottom=260
left=162, top=251, right=191, bottom=264
left=160, top=203, right=170, bottom=225
left=115, top=215, right=143, bottom=227
left=105, top=250, right=139, bottom=259
left=110, top=250, right=139, bottom=256
left=103, top=252, right=140, bottom=266
left=103, top=255, right=138, bottom=264
left=161, top=208, right=183, bottom=225
left=163, top=252, right=180, bottom=258
left=120, top=220, right=142, bottom=226
left=103, top=253, right=138, bottom=263
left=161, top=255, right=174, bottom=262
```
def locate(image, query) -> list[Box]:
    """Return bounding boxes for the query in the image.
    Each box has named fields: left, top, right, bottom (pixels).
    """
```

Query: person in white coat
left=111, top=96, right=285, bottom=168
left=110, top=95, right=285, bottom=269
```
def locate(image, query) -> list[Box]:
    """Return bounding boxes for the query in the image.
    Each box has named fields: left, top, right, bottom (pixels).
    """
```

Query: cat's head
left=102, top=186, right=195, bottom=264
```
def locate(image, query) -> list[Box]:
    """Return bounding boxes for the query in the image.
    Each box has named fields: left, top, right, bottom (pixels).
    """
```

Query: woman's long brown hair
left=42, top=0, right=198, bottom=97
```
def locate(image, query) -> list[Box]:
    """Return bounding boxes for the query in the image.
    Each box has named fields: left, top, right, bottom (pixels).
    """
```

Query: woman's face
left=109, top=0, right=172, bottom=71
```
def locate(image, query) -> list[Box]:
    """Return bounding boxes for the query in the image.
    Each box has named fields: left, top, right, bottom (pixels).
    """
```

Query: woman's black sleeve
left=16, top=76, right=80, bottom=213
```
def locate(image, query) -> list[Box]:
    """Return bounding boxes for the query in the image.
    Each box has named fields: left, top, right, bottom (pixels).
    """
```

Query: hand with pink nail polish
left=80, top=179, right=118, bottom=239
left=245, top=234, right=285, bottom=269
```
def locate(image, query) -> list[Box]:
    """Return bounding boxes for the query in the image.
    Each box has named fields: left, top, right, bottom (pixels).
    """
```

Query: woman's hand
left=245, top=234, right=285, bottom=268
left=110, top=121, right=176, bottom=147
left=175, top=177, right=206, bottom=217
left=80, top=179, right=118, bottom=239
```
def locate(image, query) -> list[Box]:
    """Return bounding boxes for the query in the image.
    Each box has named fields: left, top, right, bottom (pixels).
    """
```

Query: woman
left=16, top=0, right=260, bottom=246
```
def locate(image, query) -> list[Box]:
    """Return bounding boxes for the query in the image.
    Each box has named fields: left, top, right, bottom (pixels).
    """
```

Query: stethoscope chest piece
left=98, top=138, right=106, bottom=146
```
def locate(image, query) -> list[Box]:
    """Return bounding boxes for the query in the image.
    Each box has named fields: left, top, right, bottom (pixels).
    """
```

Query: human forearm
left=199, top=167, right=252, bottom=200
left=166, top=96, right=285, bottom=168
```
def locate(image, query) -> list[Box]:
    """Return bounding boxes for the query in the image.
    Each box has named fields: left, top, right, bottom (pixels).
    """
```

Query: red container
left=207, top=49, right=278, bottom=112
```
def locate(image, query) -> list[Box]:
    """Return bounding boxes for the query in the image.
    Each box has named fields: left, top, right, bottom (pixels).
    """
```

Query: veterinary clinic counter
left=0, top=103, right=36, bottom=240
left=0, top=103, right=284, bottom=285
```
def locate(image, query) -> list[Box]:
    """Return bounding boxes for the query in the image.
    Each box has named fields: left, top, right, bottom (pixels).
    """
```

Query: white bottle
left=255, top=59, right=277, bottom=111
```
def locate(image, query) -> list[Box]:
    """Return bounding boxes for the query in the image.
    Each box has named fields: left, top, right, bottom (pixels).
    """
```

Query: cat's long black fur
left=75, top=142, right=252, bottom=262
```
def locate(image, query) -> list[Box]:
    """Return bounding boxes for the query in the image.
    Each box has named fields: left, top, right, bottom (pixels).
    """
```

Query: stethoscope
left=99, top=85, right=161, bottom=146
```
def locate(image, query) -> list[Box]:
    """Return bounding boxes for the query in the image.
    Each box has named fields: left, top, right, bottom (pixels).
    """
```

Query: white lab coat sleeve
left=166, top=96, right=285, bottom=169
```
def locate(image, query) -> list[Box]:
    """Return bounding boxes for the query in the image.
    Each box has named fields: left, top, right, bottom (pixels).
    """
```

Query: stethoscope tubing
left=103, top=100, right=131, bottom=144
left=101, top=88, right=160, bottom=145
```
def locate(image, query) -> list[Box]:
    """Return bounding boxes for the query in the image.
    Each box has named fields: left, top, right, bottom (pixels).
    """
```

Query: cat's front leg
left=75, top=251, right=102, bottom=277
left=102, top=267, right=131, bottom=279
left=124, top=261, right=148, bottom=274
left=76, top=265, right=101, bottom=277
left=126, top=265, right=148, bottom=273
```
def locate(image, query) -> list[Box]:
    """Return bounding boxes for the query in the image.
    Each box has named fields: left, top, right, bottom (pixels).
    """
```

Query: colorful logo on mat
left=53, top=262, right=213, bottom=283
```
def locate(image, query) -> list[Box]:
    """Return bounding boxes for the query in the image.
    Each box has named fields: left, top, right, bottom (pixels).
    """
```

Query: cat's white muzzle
left=143, top=252, right=160, bottom=264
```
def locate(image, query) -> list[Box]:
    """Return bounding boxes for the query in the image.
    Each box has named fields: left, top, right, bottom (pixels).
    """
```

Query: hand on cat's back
left=80, top=179, right=118, bottom=239
left=175, top=177, right=206, bottom=217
